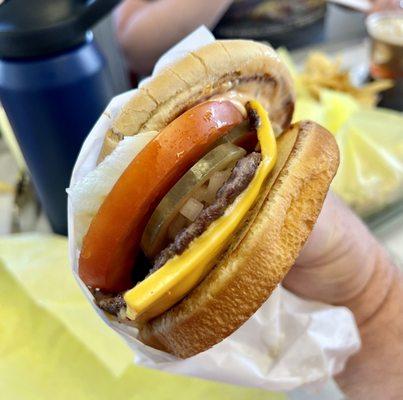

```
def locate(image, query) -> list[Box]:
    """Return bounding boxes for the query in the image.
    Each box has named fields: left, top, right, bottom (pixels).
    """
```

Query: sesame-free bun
left=139, top=121, right=339, bottom=358
left=98, top=40, right=295, bottom=161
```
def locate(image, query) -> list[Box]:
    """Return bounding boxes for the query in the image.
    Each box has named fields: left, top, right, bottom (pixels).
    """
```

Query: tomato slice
left=79, top=101, right=244, bottom=291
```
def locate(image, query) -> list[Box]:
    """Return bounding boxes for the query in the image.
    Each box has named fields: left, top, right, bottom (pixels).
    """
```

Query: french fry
left=298, top=52, right=393, bottom=106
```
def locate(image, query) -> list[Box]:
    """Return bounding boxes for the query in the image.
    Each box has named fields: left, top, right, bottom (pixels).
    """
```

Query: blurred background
left=0, top=1, right=402, bottom=399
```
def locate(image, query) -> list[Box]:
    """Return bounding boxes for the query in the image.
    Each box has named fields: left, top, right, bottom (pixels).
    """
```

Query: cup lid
left=366, top=11, right=403, bottom=46
left=0, top=0, right=120, bottom=58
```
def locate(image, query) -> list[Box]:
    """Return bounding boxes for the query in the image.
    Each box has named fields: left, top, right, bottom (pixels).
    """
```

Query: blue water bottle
left=0, top=0, right=120, bottom=234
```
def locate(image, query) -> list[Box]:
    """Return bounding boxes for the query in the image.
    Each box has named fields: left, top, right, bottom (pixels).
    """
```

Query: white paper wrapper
left=68, top=26, right=360, bottom=392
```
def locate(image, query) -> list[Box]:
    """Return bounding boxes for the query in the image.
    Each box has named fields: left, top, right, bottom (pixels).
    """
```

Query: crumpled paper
left=278, top=48, right=403, bottom=218
left=0, top=234, right=284, bottom=400
left=293, top=90, right=403, bottom=217
left=67, top=26, right=360, bottom=392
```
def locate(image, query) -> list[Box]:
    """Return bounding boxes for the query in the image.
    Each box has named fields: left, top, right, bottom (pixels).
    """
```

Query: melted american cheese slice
left=124, top=100, right=277, bottom=322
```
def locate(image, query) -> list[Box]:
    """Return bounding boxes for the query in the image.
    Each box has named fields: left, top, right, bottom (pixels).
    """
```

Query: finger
left=283, top=192, right=378, bottom=304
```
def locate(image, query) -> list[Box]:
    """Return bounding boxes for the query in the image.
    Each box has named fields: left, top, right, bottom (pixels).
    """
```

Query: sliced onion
left=180, top=198, right=204, bottom=222
left=207, top=170, right=232, bottom=200
left=167, top=214, right=187, bottom=241
left=141, top=142, right=246, bottom=258
left=192, top=185, right=210, bottom=203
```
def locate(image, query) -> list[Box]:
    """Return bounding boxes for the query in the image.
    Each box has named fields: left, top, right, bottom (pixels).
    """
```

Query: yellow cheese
left=124, top=100, right=277, bottom=322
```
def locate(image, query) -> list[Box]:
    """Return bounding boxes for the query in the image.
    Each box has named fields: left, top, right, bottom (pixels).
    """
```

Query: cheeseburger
left=69, top=40, right=339, bottom=358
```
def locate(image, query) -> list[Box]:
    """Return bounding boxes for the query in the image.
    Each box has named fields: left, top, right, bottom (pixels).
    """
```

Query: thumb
left=283, top=192, right=379, bottom=304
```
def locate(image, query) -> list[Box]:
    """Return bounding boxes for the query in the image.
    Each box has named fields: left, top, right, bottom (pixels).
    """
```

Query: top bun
left=99, top=40, right=295, bottom=161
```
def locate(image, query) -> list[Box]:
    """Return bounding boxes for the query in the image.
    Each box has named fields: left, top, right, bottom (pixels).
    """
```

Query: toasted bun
left=139, top=121, right=339, bottom=358
left=98, top=40, right=295, bottom=161
left=91, top=40, right=337, bottom=358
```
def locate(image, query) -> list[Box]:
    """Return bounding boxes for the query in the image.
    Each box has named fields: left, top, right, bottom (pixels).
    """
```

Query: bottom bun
left=139, top=121, right=339, bottom=358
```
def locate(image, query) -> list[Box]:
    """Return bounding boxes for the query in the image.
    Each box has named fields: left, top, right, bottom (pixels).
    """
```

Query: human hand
left=284, top=192, right=403, bottom=399
left=284, top=192, right=394, bottom=323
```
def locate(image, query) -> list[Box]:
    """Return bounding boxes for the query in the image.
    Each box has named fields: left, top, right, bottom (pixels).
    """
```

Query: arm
left=370, top=0, right=402, bottom=12
left=337, top=263, right=403, bottom=399
left=114, top=0, right=233, bottom=75
left=284, top=193, right=403, bottom=399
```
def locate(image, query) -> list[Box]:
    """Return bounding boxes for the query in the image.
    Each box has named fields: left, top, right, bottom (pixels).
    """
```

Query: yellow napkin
left=293, top=91, right=403, bottom=216
left=278, top=47, right=403, bottom=216
left=0, top=234, right=284, bottom=400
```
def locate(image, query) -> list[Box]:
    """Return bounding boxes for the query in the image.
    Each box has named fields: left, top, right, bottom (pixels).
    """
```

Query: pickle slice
left=141, top=143, right=246, bottom=258
left=221, top=120, right=249, bottom=144
left=219, top=120, right=257, bottom=152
